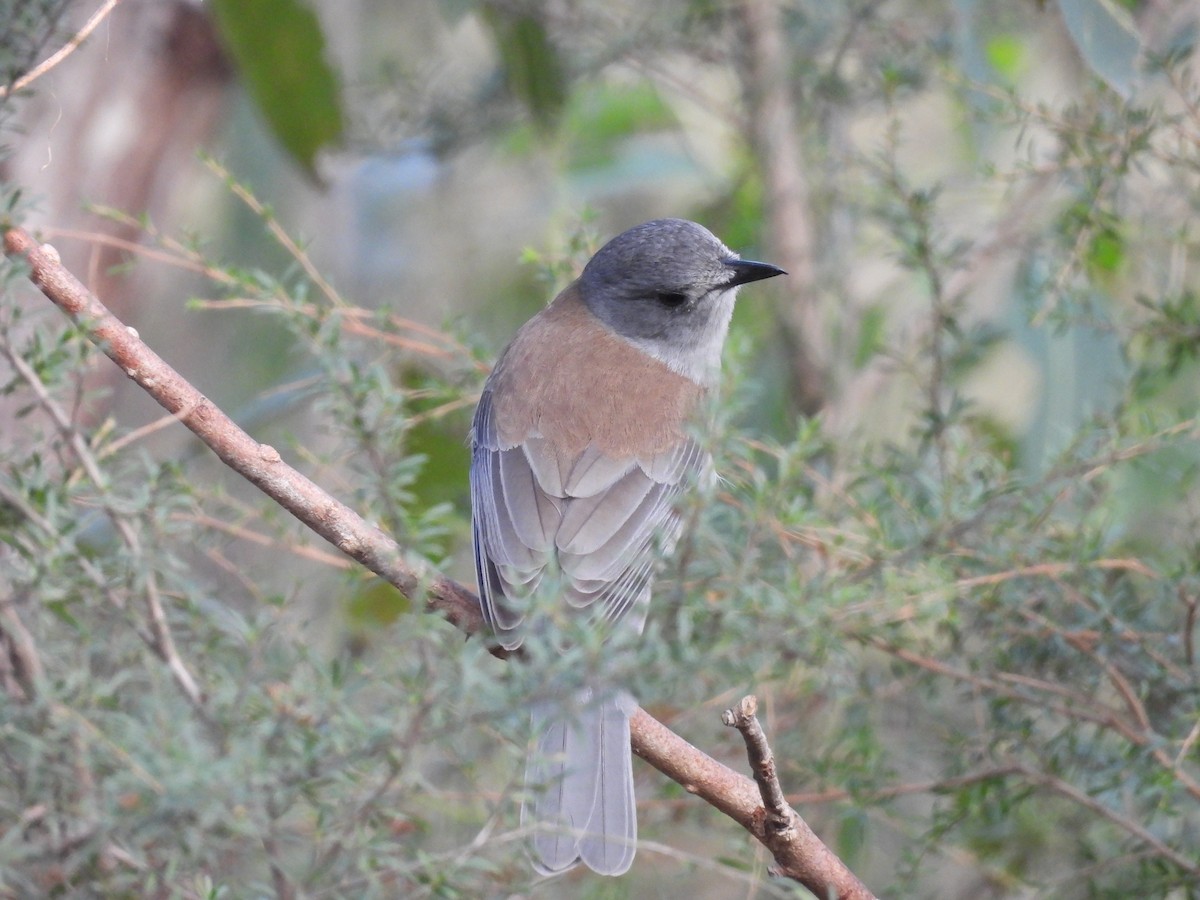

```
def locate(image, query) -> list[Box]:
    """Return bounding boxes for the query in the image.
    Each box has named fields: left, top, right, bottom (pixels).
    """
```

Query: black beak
left=725, top=258, right=786, bottom=287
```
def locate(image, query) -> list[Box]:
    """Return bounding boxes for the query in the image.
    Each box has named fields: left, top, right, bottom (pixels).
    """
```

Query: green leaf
left=481, top=7, right=568, bottom=132
left=211, top=0, right=344, bottom=178
left=1058, top=0, right=1143, bottom=99
left=854, top=304, right=887, bottom=369
left=985, top=34, right=1026, bottom=83
left=1087, top=226, right=1124, bottom=276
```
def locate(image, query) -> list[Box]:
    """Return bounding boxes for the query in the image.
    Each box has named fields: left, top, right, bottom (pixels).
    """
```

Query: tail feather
left=578, top=695, right=636, bottom=874
left=524, top=690, right=637, bottom=876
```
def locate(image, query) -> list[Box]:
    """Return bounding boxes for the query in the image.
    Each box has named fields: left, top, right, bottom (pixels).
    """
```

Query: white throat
left=622, top=288, right=737, bottom=387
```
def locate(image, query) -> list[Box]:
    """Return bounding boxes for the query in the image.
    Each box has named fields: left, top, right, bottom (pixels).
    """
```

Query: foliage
left=2, top=1, right=1200, bottom=898
left=0, top=0, right=73, bottom=88
left=210, top=0, right=344, bottom=178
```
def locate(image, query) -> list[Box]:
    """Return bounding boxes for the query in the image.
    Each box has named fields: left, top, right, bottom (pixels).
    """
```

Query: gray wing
left=470, top=389, right=704, bottom=650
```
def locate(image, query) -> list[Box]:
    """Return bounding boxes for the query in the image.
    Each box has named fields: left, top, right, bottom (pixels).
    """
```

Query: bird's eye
left=655, top=291, right=688, bottom=308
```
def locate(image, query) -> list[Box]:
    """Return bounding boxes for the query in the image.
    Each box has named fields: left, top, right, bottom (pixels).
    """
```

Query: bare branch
left=3, top=226, right=486, bottom=640
left=723, top=696, right=792, bottom=834
left=633, top=706, right=876, bottom=898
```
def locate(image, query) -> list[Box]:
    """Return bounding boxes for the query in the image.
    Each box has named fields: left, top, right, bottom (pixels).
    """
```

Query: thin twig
left=41, top=225, right=482, bottom=366
left=0, top=0, right=124, bottom=98
left=788, top=766, right=1026, bottom=807
left=867, top=635, right=1200, bottom=806
left=632, top=707, right=876, bottom=898
left=1180, top=586, right=1196, bottom=668
left=0, top=589, right=43, bottom=701
left=1010, top=762, right=1200, bottom=875
left=191, top=297, right=476, bottom=363
left=723, top=695, right=794, bottom=837
left=203, top=155, right=343, bottom=308
left=1176, top=717, right=1200, bottom=770
left=3, top=227, right=486, bottom=640
left=51, top=702, right=166, bottom=794
left=0, top=323, right=205, bottom=710
left=644, top=764, right=1026, bottom=811
left=44, top=223, right=241, bottom=285
left=177, top=511, right=354, bottom=569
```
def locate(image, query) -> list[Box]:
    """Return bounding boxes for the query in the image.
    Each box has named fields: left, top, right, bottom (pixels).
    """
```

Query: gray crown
left=579, top=218, right=784, bottom=385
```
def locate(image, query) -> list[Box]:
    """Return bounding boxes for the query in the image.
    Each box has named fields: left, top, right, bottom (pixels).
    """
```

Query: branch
left=0, top=0, right=125, bottom=98
left=1009, top=762, right=1200, bottom=876
left=2, top=226, right=484, bottom=639
left=722, top=696, right=874, bottom=897
left=0, top=589, right=42, bottom=702
left=3, top=224, right=875, bottom=895
left=0, top=328, right=205, bottom=709
left=723, top=695, right=792, bottom=834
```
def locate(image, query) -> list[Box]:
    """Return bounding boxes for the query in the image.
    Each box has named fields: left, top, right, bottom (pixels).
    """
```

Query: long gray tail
left=522, top=689, right=637, bottom=876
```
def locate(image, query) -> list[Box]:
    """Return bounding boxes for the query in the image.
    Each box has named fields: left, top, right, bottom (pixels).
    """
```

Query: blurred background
left=3, top=0, right=1200, bottom=896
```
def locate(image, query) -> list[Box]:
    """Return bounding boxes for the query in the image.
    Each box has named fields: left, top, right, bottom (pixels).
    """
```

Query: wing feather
left=557, top=467, right=657, bottom=556
left=500, top=447, right=558, bottom=552
left=564, top=445, right=635, bottom=497
left=471, top=389, right=705, bottom=642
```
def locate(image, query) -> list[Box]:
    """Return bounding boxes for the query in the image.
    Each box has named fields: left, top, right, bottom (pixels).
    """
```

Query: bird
left=469, top=217, right=784, bottom=876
